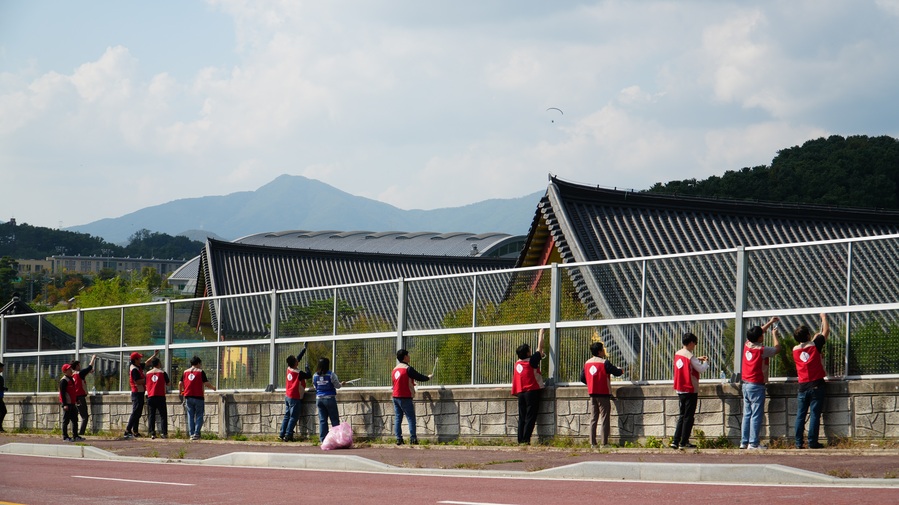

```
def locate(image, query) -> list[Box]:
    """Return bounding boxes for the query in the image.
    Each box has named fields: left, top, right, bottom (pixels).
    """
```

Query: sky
left=2, top=0, right=899, bottom=230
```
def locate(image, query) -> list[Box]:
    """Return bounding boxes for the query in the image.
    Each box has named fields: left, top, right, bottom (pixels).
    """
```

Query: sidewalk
left=2, top=432, right=898, bottom=480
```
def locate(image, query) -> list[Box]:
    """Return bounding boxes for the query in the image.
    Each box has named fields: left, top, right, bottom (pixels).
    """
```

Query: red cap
left=130, top=352, right=143, bottom=361
left=61, top=364, right=72, bottom=372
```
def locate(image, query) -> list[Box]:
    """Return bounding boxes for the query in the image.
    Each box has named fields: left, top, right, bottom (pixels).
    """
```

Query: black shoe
left=278, top=435, right=286, bottom=442
left=808, top=442, right=824, bottom=449
left=123, top=432, right=133, bottom=439
left=669, top=442, right=679, bottom=450
left=63, top=437, right=73, bottom=442
left=410, top=437, right=419, bottom=445
left=132, top=432, right=142, bottom=438
left=680, top=443, right=697, bottom=449
left=396, top=438, right=404, bottom=445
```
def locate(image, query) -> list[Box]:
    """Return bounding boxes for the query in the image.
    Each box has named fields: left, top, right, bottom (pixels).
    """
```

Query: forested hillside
left=647, top=135, right=899, bottom=209
left=0, top=223, right=203, bottom=260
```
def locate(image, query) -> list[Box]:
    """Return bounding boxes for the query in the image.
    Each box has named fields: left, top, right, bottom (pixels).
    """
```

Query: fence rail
left=3, top=234, right=899, bottom=394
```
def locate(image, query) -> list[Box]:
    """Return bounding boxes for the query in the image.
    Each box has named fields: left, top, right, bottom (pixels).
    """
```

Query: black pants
left=76, top=396, right=89, bottom=435
left=62, top=404, right=78, bottom=438
left=0, top=398, right=7, bottom=431
left=673, top=392, right=698, bottom=446
left=126, top=392, right=145, bottom=434
left=147, top=396, right=168, bottom=436
left=517, top=389, right=541, bottom=444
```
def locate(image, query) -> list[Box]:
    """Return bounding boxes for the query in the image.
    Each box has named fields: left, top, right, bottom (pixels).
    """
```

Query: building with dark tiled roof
left=517, top=175, right=899, bottom=372
left=190, top=239, right=517, bottom=338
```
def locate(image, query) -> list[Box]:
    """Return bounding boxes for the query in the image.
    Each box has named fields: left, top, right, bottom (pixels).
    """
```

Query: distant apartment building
left=48, top=255, right=186, bottom=277
left=15, top=259, right=53, bottom=275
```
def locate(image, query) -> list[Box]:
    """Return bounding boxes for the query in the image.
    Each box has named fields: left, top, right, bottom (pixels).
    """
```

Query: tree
left=0, top=256, right=18, bottom=302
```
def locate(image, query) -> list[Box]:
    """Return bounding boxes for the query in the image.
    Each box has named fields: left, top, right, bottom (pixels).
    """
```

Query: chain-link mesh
left=645, top=253, right=736, bottom=317
left=746, top=243, right=847, bottom=311
left=5, top=236, right=899, bottom=391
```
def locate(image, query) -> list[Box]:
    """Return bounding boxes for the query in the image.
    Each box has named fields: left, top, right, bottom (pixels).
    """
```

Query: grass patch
left=826, top=468, right=853, bottom=479
left=146, top=450, right=159, bottom=458
left=644, top=436, right=664, bottom=449
left=485, top=459, right=524, bottom=465
left=171, top=446, right=187, bottom=459
left=694, top=430, right=733, bottom=449
left=453, top=462, right=485, bottom=470
left=230, top=433, right=248, bottom=441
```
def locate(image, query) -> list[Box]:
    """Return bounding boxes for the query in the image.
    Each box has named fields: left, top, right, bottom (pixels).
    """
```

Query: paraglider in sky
left=546, top=107, right=563, bottom=123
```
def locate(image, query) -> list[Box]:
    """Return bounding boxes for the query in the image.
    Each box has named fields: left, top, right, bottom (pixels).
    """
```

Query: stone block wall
left=2, top=379, right=897, bottom=443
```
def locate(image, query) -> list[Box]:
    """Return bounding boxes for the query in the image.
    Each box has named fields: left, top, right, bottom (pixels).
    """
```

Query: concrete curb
left=2, top=443, right=897, bottom=487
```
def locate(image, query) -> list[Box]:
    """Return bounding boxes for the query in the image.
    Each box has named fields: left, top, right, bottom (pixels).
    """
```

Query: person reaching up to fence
left=793, top=313, right=829, bottom=449
left=392, top=349, right=431, bottom=445
left=125, top=350, right=158, bottom=439
left=512, top=328, right=546, bottom=445
left=580, top=339, right=624, bottom=448
left=279, top=344, right=313, bottom=442
left=313, top=356, right=342, bottom=442
left=180, top=356, right=215, bottom=441
left=70, top=355, right=96, bottom=436
left=59, top=364, right=80, bottom=442
left=740, top=317, right=781, bottom=450
left=671, top=332, right=709, bottom=450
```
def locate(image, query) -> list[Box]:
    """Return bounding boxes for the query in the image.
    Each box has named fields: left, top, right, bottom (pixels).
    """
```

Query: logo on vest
left=188, top=373, right=196, bottom=381
left=589, top=364, right=598, bottom=375
left=516, top=363, right=524, bottom=374
left=287, top=373, right=294, bottom=381
left=151, top=375, right=158, bottom=383
left=745, top=350, right=754, bottom=361
left=394, top=370, right=401, bottom=380
left=675, top=358, right=684, bottom=369
left=800, top=351, right=811, bottom=363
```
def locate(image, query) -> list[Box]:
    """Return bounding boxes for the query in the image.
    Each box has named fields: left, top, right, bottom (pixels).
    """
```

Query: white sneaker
left=739, top=443, right=748, bottom=449
left=747, top=444, right=767, bottom=450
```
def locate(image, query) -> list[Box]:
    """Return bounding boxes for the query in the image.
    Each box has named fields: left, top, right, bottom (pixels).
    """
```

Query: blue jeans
left=795, top=384, right=825, bottom=447
left=185, top=397, right=205, bottom=437
left=280, top=397, right=301, bottom=439
left=316, top=396, right=340, bottom=441
left=393, top=397, right=416, bottom=441
left=741, top=382, right=766, bottom=446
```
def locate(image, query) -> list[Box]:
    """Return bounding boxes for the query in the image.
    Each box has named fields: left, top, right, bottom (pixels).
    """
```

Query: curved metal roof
left=234, top=230, right=524, bottom=258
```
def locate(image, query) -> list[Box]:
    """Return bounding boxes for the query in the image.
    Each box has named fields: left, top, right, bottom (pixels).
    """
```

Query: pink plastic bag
left=320, top=422, right=353, bottom=450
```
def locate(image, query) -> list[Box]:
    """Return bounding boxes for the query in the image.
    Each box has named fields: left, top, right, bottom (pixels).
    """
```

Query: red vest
left=59, top=376, right=74, bottom=404
left=673, top=351, right=700, bottom=393
left=129, top=364, right=145, bottom=393
left=741, top=342, right=767, bottom=384
left=285, top=368, right=306, bottom=400
left=181, top=368, right=205, bottom=397
left=145, top=370, right=167, bottom=397
left=584, top=359, right=611, bottom=395
left=794, top=344, right=826, bottom=383
left=392, top=364, right=414, bottom=398
left=511, top=359, right=543, bottom=396
left=72, top=372, right=87, bottom=397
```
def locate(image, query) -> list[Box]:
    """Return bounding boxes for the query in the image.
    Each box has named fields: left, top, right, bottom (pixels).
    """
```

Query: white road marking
left=72, top=475, right=194, bottom=486
left=438, top=502, right=519, bottom=505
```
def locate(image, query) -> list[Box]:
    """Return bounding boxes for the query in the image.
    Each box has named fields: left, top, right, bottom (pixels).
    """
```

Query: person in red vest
left=70, top=354, right=96, bottom=436
left=793, top=313, right=829, bottom=449
left=279, top=344, right=312, bottom=442
left=392, top=349, right=431, bottom=445
left=512, top=328, right=546, bottom=445
left=145, top=356, right=170, bottom=439
left=180, top=356, right=216, bottom=441
left=580, top=340, right=624, bottom=448
left=59, top=364, right=80, bottom=442
left=740, top=317, right=781, bottom=450
left=671, top=332, right=709, bottom=449
left=125, top=350, right=158, bottom=439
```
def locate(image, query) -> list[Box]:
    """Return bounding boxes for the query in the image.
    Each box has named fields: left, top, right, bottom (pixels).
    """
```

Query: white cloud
left=2, top=1, right=899, bottom=228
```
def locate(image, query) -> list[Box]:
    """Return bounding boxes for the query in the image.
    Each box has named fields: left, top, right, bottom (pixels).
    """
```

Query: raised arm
left=819, top=313, right=829, bottom=339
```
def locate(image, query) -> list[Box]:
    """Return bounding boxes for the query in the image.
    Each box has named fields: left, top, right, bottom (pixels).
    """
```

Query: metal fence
left=3, top=234, right=899, bottom=394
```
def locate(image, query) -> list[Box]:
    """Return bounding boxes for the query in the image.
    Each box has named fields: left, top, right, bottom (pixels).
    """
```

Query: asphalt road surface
left=1, top=454, right=897, bottom=505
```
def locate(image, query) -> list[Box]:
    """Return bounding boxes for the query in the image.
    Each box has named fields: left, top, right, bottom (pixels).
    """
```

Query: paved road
left=1, top=454, right=898, bottom=505
left=3, top=433, right=897, bottom=479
